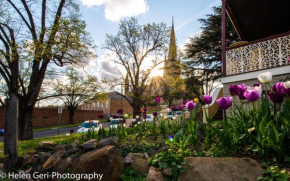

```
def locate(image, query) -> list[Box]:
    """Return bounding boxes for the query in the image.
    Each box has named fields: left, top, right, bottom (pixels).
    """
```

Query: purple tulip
left=276, top=82, right=285, bottom=93
left=283, top=88, right=290, bottom=97
left=203, top=95, right=212, bottom=105
left=117, top=109, right=123, bottom=114
left=98, top=114, right=104, bottom=119
left=237, top=84, right=247, bottom=100
left=253, top=83, right=261, bottom=87
left=186, top=101, right=195, bottom=110
left=153, top=111, right=158, bottom=116
left=216, top=96, right=232, bottom=110
left=139, top=110, right=142, bottom=114
left=143, top=107, right=147, bottom=112
left=229, top=85, right=239, bottom=96
left=183, top=100, right=188, bottom=105
left=143, top=113, right=147, bottom=118
left=244, top=89, right=260, bottom=102
left=70, top=129, right=74, bottom=133
left=156, top=96, right=161, bottom=103
left=268, top=92, right=285, bottom=104
left=172, top=106, right=176, bottom=111
left=113, top=114, right=117, bottom=119
left=178, top=105, right=183, bottom=110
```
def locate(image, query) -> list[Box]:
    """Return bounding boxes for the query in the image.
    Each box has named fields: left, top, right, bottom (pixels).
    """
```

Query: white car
left=77, top=120, right=100, bottom=133
left=109, top=118, right=126, bottom=129
left=144, top=114, right=153, bottom=122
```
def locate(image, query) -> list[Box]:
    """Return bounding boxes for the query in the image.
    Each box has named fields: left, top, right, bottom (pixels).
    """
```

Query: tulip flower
left=203, top=95, right=212, bottom=105
left=139, top=110, right=142, bottom=114
left=117, top=109, right=123, bottom=114
left=194, top=98, right=199, bottom=103
left=70, top=129, right=74, bottom=133
left=284, top=81, right=290, bottom=89
left=258, top=72, right=272, bottom=84
left=276, top=82, right=285, bottom=93
left=253, top=83, right=261, bottom=87
left=183, top=100, right=188, bottom=105
left=143, top=113, right=147, bottom=118
left=268, top=92, right=285, bottom=104
left=172, top=106, right=176, bottom=111
left=124, top=114, right=128, bottom=118
left=283, top=88, right=290, bottom=97
left=237, top=84, right=247, bottom=100
left=244, top=89, right=260, bottom=102
left=178, top=105, right=183, bottom=110
left=153, top=111, right=158, bottom=116
left=156, top=96, right=161, bottom=103
left=229, top=85, right=240, bottom=96
left=143, top=107, right=147, bottom=112
left=186, top=101, right=195, bottom=110
left=98, top=114, right=104, bottom=118
left=216, top=96, right=232, bottom=110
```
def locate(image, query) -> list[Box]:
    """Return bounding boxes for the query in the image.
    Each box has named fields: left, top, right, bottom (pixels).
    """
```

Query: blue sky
left=76, top=0, right=220, bottom=78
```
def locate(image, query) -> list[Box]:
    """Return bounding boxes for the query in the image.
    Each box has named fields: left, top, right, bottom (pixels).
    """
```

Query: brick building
left=81, top=92, right=133, bottom=116
left=0, top=108, right=103, bottom=129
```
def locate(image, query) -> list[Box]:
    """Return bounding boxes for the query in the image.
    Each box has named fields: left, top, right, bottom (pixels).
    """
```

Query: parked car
left=167, top=111, right=174, bottom=119
left=175, top=111, right=183, bottom=116
left=107, top=114, right=125, bottom=122
left=109, top=118, right=126, bottom=128
left=0, top=129, right=4, bottom=136
left=77, top=120, right=100, bottom=133
left=144, top=114, right=153, bottom=122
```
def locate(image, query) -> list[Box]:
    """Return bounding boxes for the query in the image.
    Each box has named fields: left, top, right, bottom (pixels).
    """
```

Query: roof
left=108, top=92, right=132, bottom=101
left=226, top=0, right=290, bottom=41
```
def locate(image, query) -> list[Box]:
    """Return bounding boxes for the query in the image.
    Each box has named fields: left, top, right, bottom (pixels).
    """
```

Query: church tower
left=163, top=17, right=181, bottom=78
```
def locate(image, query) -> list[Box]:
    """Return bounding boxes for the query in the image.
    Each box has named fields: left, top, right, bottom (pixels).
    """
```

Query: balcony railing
left=225, top=32, right=290, bottom=76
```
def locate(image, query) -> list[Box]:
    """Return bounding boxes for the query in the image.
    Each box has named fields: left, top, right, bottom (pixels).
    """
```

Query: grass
left=0, top=133, right=85, bottom=158
left=33, top=118, right=108, bottom=132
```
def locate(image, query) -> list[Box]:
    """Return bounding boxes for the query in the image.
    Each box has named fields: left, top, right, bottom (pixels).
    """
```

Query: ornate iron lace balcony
left=225, top=32, right=290, bottom=76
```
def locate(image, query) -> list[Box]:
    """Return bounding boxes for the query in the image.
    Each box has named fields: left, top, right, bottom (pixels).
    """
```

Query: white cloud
left=80, top=0, right=149, bottom=21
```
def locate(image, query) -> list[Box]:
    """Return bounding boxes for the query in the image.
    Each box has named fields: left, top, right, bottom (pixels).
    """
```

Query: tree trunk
left=132, top=100, right=141, bottom=118
left=68, top=108, right=75, bottom=124
left=18, top=100, right=34, bottom=140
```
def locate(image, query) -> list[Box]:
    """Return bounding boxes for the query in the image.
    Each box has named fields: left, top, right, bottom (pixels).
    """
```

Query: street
left=0, top=122, right=110, bottom=142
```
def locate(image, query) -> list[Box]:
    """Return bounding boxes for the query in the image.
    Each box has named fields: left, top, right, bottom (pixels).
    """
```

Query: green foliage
left=258, top=163, right=290, bottom=181
left=149, top=148, right=187, bottom=180
left=120, top=167, right=146, bottom=181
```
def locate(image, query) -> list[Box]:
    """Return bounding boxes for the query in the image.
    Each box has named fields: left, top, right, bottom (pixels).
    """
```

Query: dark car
left=107, top=114, right=125, bottom=122
left=0, top=129, right=4, bottom=136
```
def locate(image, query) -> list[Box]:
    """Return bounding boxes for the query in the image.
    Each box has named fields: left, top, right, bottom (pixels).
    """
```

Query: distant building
left=163, top=17, right=181, bottom=79
left=80, top=92, right=133, bottom=116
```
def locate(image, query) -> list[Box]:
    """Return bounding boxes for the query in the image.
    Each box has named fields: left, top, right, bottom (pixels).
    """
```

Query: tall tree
left=0, top=0, right=94, bottom=140
left=183, top=6, right=239, bottom=98
left=104, top=18, right=169, bottom=117
left=39, top=67, right=99, bottom=124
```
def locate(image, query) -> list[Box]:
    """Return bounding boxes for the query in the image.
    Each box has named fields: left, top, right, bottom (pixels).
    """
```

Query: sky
left=76, top=0, right=221, bottom=79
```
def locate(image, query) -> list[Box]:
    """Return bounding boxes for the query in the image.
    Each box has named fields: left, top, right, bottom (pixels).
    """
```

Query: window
left=101, top=102, right=103, bottom=108
left=106, top=100, right=108, bottom=108
left=93, top=102, right=95, bottom=108
left=97, top=102, right=99, bottom=108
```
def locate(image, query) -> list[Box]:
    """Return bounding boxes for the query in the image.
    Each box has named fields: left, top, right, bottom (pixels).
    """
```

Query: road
left=0, top=122, right=110, bottom=142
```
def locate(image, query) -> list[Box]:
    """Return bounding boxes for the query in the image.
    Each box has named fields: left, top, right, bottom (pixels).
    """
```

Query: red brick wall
left=110, top=99, right=133, bottom=114
left=0, top=108, right=103, bottom=129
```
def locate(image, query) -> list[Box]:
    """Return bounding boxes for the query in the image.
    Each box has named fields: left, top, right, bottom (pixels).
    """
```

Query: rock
left=39, top=141, right=55, bottom=149
left=71, top=146, right=123, bottom=181
left=52, top=157, right=73, bottom=174
left=22, top=154, right=37, bottom=166
left=79, top=139, right=97, bottom=152
left=42, top=150, right=65, bottom=172
left=53, top=145, right=66, bottom=154
left=71, top=140, right=79, bottom=149
left=146, top=167, right=164, bottom=181
left=178, top=157, right=263, bottom=181
left=39, top=152, right=51, bottom=164
left=162, top=167, right=172, bottom=177
left=96, top=137, right=119, bottom=149
left=124, top=153, right=147, bottom=165
left=64, top=150, right=78, bottom=157
left=130, top=158, right=149, bottom=176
